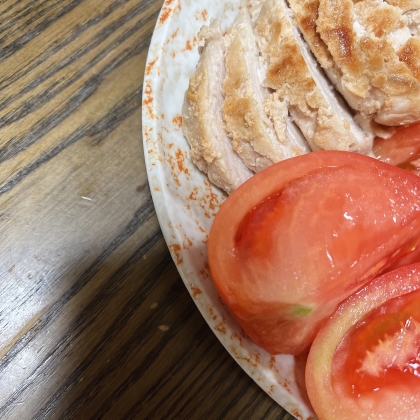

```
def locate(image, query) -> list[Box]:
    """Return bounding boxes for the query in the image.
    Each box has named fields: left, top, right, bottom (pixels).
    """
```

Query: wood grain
left=0, top=1, right=296, bottom=419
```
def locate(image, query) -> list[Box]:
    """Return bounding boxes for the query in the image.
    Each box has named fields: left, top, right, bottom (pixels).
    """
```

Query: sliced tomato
left=208, top=151, right=420, bottom=355
left=373, top=122, right=420, bottom=174
left=306, top=264, right=420, bottom=420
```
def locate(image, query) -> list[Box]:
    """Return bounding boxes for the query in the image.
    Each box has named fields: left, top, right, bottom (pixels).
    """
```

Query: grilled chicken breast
left=223, top=11, right=310, bottom=173
left=291, top=0, right=420, bottom=126
left=253, top=0, right=373, bottom=154
left=182, top=20, right=253, bottom=194
left=182, top=0, right=420, bottom=193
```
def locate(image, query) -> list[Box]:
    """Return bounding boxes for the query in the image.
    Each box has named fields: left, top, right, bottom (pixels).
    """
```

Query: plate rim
left=141, top=1, right=317, bottom=419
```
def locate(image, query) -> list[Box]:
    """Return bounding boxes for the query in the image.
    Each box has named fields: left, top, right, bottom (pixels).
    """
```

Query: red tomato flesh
left=306, top=264, right=420, bottom=420
left=208, top=151, right=420, bottom=355
left=337, top=291, right=420, bottom=396
left=373, top=122, right=420, bottom=174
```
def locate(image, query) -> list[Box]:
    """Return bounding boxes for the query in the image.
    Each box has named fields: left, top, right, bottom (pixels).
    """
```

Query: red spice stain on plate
left=172, top=115, right=182, bottom=129
left=144, top=129, right=161, bottom=161
left=158, top=0, right=182, bottom=26
left=184, top=36, right=199, bottom=51
left=188, top=183, right=223, bottom=218
left=195, top=10, right=208, bottom=21
left=199, top=181, right=223, bottom=218
left=214, top=317, right=227, bottom=334
left=145, top=57, right=158, bottom=75
left=195, top=220, right=207, bottom=234
left=245, top=352, right=260, bottom=368
left=159, top=0, right=173, bottom=25
left=291, top=410, right=304, bottom=420
left=199, top=264, right=210, bottom=279
left=143, top=80, right=152, bottom=103
left=190, top=286, right=202, bottom=299
left=280, top=379, right=292, bottom=394
left=230, top=347, right=261, bottom=367
left=165, top=147, right=191, bottom=187
left=168, top=243, right=183, bottom=265
left=204, top=181, right=221, bottom=211
left=207, top=305, right=218, bottom=321
left=176, top=148, right=189, bottom=175
left=269, top=356, right=279, bottom=373
left=143, top=80, right=157, bottom=120
left=183, top=232, right=192, bottom=247
left=189, top=187, right=198, bottom=200
left=267, top=385, right=275, bottom=396
left=230, top=332, right=244, bottom=348
left=142, top=126, right=151, bottom=145
left=166, top=152, right=181, bottom=186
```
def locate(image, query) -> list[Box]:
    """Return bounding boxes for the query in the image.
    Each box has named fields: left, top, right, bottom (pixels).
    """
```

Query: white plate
left=142, top=1, right=316, bottom=418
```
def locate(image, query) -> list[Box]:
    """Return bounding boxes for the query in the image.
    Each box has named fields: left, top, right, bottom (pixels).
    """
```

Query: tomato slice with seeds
left=306, top=264, right=420, bottom=420
left=208, top=151, right=420, bottom=355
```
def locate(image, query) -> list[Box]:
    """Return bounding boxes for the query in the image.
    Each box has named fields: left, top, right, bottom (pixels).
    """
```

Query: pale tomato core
left=332, top=290, right=420, bottom=396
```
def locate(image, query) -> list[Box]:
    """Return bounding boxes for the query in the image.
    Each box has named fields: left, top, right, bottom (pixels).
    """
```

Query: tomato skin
left=208, top=151, right=420, bottom=355
left=306, top=264, right=420, bottom=420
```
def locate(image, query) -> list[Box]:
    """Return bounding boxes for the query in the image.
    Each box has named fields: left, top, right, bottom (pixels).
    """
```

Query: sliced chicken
left=253, top=0, right=373, bottom=154
left=182, top=20, right=253, bottom=194
left=306, top=0, right=420, bottom=126
left=222, top=11, right=310, bottom=172
left=287, top=0, right=395, bottom=137
left=286, top=0, right=336, bottom=76
left=387, top=0, right=420, bottom=13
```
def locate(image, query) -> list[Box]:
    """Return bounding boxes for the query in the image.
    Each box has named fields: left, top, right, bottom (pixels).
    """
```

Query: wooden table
left=0, top=1, right=294, bottom=418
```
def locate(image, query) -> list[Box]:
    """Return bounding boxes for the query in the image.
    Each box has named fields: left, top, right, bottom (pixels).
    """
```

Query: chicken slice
left=315, top=0, right=420, bottom=126
left=287, top=0, right=396, bottom=137
left=253, top=0, right=373, bottom=154
left=182, top=20, right=253, bottom=195
left=387, top=0, right=420, bottom=13
left=266, top=92, right=311, bottom=157
left=222, top=11, right=310, bottom=172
